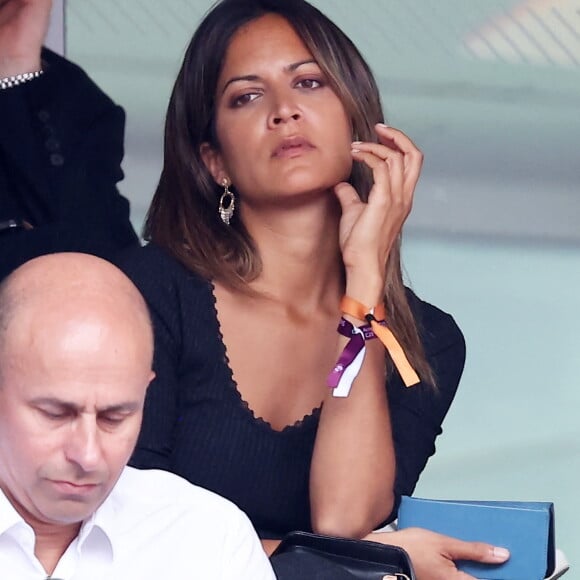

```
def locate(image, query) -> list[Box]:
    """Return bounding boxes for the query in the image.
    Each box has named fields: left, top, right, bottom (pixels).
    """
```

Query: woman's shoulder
left=116, top=243, right=202, bottom=282
left=115, top=243, right=209, bottom=305
left=405, top=287, right=465, bottom=356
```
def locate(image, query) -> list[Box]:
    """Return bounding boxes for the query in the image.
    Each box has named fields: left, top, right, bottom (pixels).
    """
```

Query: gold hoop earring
left=219, top=180, right=235, bottom=225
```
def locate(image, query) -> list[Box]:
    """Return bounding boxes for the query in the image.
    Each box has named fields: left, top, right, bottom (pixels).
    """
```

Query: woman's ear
left=200, top=142, right=227, bottom=185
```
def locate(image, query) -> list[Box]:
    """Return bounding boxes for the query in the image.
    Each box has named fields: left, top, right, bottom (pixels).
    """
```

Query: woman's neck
left=241, top=193, right=344, bottom=313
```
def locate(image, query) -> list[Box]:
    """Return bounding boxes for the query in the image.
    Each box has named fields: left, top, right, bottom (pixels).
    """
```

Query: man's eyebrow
left=28, top=398, right=139, bottom=413
left=29, top=397, right=78, bottom=410
left=221, top=59, right=318, bottom=94
left=98, top=402, right=140, bottom=414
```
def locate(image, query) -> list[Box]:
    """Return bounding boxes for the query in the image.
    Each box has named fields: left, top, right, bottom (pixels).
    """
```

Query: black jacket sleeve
left=386, top=290, right=466, bottom=522
left=0, top=48, right=138, bottom=280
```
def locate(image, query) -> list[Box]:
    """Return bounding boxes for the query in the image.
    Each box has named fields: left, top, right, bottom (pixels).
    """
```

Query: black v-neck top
left=117, top=243, right=465, bottom=537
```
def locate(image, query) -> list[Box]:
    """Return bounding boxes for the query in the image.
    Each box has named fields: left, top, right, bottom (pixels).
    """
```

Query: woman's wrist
left=0, top=55, right=42, bottom=78
left=344, top=277, right=384, bottom=308
left=261, top=538, right=281, bottom=556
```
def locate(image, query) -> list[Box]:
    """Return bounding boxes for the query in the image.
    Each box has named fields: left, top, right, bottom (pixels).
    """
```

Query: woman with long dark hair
left=118, top=1, right=509, bottom=577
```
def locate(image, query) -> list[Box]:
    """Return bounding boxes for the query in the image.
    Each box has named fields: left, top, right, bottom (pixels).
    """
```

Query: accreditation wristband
left=327, top=318, right=371, bottom=397
left=340, top=296, right=420, bottom=388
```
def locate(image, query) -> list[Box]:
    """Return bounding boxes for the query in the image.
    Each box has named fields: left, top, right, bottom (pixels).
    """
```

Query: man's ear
left=200, top=142, right=227, bottom=185
left=144, top=370, right=156, bottom=393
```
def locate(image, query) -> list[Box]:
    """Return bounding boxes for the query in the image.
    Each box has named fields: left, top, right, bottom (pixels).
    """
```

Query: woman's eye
left=231, top=92, right=260, bottom=107
left=296, top=78, right=322, bottom=89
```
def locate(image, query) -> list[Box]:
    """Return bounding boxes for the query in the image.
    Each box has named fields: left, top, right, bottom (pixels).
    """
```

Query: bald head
left=0, top=253, right=152, bottom=368
left=0, top=254, right=155, bottom=530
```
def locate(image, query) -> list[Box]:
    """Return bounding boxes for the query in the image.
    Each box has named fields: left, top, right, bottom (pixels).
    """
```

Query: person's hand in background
left=0, top=0, right=52, bottom=76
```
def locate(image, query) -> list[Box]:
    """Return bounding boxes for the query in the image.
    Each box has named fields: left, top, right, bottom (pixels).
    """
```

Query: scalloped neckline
left=208, top=281, right=322, bottom=434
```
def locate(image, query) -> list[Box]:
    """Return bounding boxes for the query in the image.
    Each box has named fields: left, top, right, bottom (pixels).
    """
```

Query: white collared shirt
left=0, top=467, right=276, bottom=579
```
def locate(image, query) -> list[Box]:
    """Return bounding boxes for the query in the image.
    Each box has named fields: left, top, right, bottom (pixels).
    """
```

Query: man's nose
left=65, top=416, right=103, bottom=472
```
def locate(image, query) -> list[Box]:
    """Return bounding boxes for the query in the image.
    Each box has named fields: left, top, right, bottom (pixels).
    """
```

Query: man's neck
left=0, top=484, right=82, bottom=575
left=34, top=520, right=81, bottom=576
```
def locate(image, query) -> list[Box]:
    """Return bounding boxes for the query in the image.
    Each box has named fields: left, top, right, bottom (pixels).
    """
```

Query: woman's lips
left=272, top=136, right=315, bottom=158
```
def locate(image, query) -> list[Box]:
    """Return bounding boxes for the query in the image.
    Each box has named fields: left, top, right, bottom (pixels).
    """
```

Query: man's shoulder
left=106, top=468, right=275, bottom=579
left=113, top=466, right=244, bottom=521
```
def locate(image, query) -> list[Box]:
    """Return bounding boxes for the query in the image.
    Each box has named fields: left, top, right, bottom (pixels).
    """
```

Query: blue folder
left=397, top=496, right=555, bottom=580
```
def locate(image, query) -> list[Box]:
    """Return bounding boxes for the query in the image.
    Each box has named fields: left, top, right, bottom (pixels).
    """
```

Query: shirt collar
left=0, top=482, right=117, bottom=562
left=0, top=487, right=26, bottom=536
left=77, top=484, right=117, bottom=560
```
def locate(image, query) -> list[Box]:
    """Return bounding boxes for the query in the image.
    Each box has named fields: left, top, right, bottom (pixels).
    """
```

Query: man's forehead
left=1, top=311, right=153, bottom=380
left=0, top=356, right=150, bottom=405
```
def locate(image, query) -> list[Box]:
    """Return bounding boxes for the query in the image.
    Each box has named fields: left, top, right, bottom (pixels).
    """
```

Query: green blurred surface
left=403, top=235, right=580, bottom=567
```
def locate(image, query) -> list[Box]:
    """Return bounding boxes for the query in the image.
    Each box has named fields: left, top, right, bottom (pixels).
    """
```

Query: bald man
left=0, top=253, right=275, bottom=580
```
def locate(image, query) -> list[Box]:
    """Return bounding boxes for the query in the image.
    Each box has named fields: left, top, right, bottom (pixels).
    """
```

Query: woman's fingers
left=444, top=537, right=510, bottom=565
left=351, top=135, right=417, bottom=202
left=374, top=124, right=420, bottom=153
left=375, top=124, right=423, bottom=191
left=350, top=148, right=393, bottom=203
left=333, top=181, right=361, bottom=213
left=369, top=528, right=510, bottom=580
left=336, top=126, right=420, bottom=285
left=350, top=148, right=409, bottom=219
left=349, top=124, right=423, bottom=201
left=333, top=181, right=367, bottom=260
left=340, top=143, right=410, bottom=273
left=352, top=140, right=405, bottom=185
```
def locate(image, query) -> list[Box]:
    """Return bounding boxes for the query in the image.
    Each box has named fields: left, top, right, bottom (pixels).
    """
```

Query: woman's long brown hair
left=145, top=0, right=436, bottom=386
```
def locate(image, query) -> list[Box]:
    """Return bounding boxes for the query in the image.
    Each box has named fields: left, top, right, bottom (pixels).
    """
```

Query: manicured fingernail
left=351, top=141, right=362, bottom=145
left=377, top=123, right=390, bottom=128
left=493, top=547, right=510, bottom=560
left=351, top=148, right=361, bottom=153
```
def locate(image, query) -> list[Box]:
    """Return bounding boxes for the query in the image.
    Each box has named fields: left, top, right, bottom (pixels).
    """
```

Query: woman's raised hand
left=367, top=528, right=510, bottom=580
left=334, top=124, right=422, bottom=305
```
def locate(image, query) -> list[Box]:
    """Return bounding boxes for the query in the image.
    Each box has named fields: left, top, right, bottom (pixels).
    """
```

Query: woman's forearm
left=309, top=335, right=396, bottom=538
left=261, top=538, right=281, bottom=556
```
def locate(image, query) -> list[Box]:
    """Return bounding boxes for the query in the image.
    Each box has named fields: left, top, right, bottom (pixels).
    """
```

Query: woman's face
left=202, top=13, right=353, bottom=206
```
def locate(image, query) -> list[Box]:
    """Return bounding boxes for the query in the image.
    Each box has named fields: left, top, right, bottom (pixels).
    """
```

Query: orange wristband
left=341, top=296, right=386, bottom=322
left=340, top=296, right=420, bottom=388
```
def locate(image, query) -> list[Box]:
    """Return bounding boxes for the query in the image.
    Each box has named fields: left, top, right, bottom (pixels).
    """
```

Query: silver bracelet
left=0, top=70, right=44, bottom=90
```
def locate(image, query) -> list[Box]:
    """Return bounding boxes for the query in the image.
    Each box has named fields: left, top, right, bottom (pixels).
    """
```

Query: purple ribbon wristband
left=327, top=317, right=384, bottom=395
left=337, top=318, right=378, bottom=341
left=327, top=329, right=364, bottom=389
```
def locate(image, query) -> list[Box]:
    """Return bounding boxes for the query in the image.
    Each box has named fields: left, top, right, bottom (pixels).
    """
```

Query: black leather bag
left=272, top=531, right=416, bottom=579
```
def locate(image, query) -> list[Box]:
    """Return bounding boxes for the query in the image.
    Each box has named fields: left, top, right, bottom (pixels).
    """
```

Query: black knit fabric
left=117, top=243, right=466, bottom=537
